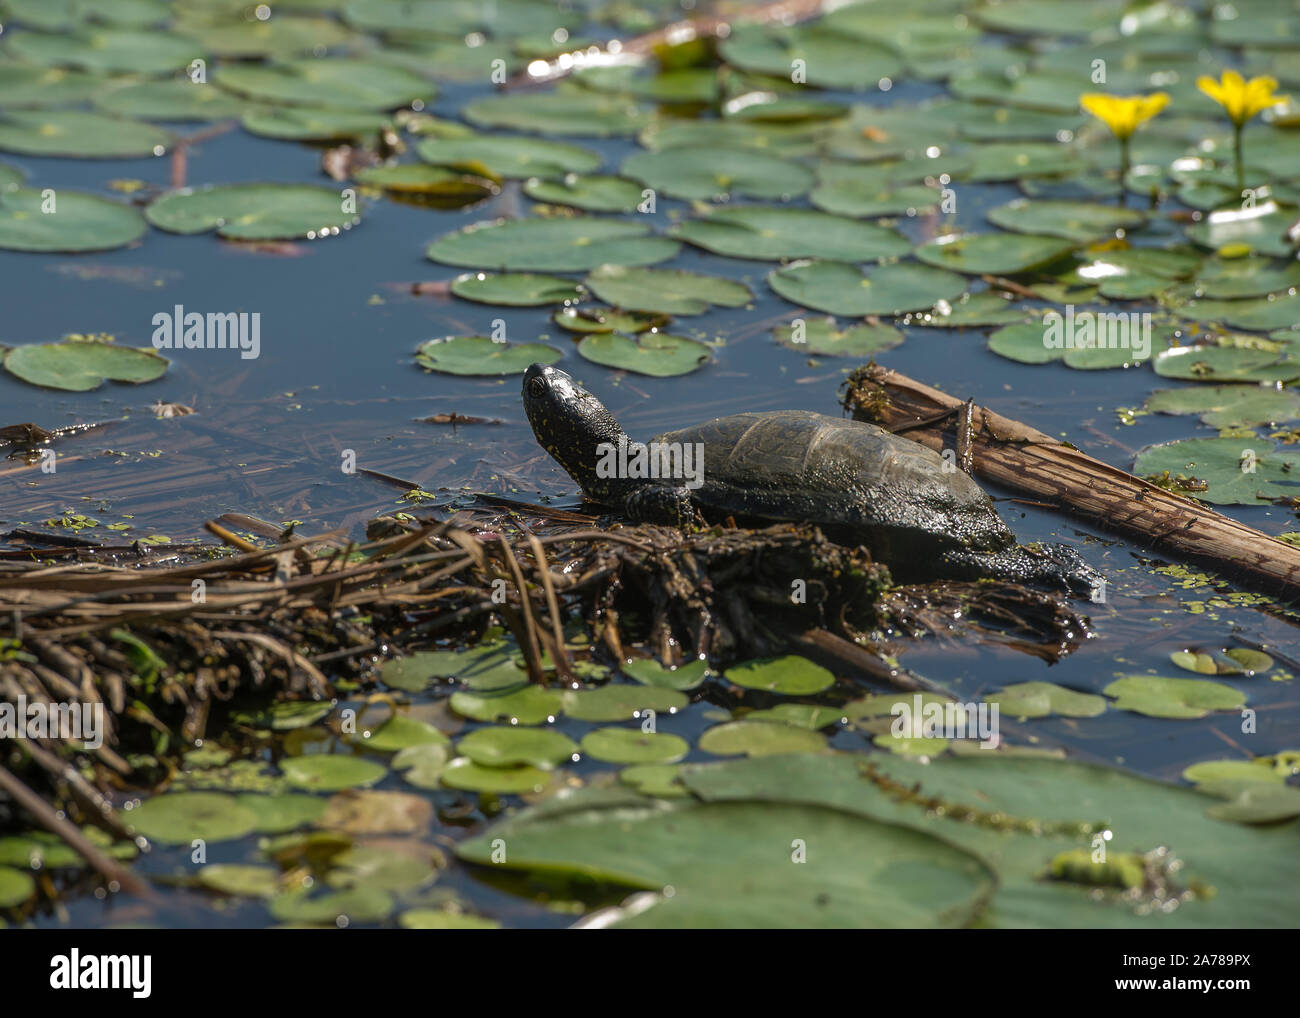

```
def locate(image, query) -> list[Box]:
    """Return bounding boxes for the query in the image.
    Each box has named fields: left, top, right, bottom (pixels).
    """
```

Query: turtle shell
left=651, top=411, right=1015, bottom=562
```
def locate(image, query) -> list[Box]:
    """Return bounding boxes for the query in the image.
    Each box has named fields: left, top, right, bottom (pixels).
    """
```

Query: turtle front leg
left=937, top=543, right=1103, bottom=597
left=623, top=484, right=703, bottom=530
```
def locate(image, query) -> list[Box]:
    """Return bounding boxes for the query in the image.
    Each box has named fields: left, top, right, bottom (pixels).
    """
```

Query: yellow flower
left=1080, top=92, right=1170, bottom=140
left=1197, top=71, right=1288, bottom=126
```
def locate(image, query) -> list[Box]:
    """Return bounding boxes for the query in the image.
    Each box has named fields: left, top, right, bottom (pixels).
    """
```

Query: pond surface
left=2, top=0, right=1299, bottom=929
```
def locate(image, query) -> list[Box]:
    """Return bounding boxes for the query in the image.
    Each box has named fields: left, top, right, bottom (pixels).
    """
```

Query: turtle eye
left=527, top=376, right=546, bottom=399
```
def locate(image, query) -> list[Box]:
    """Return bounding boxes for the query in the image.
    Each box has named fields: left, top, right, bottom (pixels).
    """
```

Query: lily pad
left=146, top=184, right=360, bottom=241
left=450, top=273, right=583, bottom=307
left=4, top=339, right=166, bottom=391
left=427, top=217, right=679, bottom=271
left=280, top=755, right=387, bottom=792
left=987, top=199, right=1146, bottom=242
left=810, top=161, right=941, bottom=217
left=457, top=726, right=578, bottom=769
left=1182, top=760, right=1283, bottom=785
left=0, top=866, right=37, bottom=907
left=579, top=727, right=690, bottom=765
left=916, top=233, right=1076, bottom=275
left=1194, top=256, right=1300, bottom=299
left=354, top=163, right=497, bottom=202
left=1178, top=293, right=1300, bottom=333
left=415, top=336, right=562, bottom=376
left=1145, top=385, right=1300, bottom=429
left=1153, top=341, right=1300, bottom=384
left=242, top=107, right=394, bottom=143
left=94, top=80, right=248, bottom=121
left=560, top=685, right=688, bottom=722
left=576, top=333, right=711, bottom=377
left=584, top=265, right=751, bottom=316
left=0, top=110, right=171, bottom=158
left=234, top=793, right=326, bottom=834
left=984, top=682, right=1107, bottom=719
left=554, top=306, right=667, bottom=334
left=391, top=743, right=450, bottom=789
left=462, top=90, right=651, bottom=137
left=356, top=714, right=450, bottom=753
left=621, top=146, right=813, bottom=201
left=216, top=58, right=430, bottom=111
left=523, top=174, right=647, bottom=212
left=769, top=260, right=967, bottom=316
left=418, top=135, right=601, bottom=179
left=621, top=658, right=710, bottom=690
left=1102, top=675, right=1246, bottom=719
left=672, top=206, right=910, bottom=262
left=449, top=685, right=563, bottom=725
left=719, top=24, right=902, bottom=91
left=724, top=655, right=835, bottom=696
left=699, top=720, right=828, bottom=757
left=0, top=188, right=146, bottom=252
left=198, top=864, right=281, bottom=899
left=399, top=908, right=501, bottom=929
left=380, top=644, right=527, bottom=693
left=0, top=61, right=105, bottom=108
left=269, top=886, right=393, bottom=925
left=1201, top=782, right=1300, bottom=824
left=1133, top=437, right=1300, bottom=504
left=127, top=791, right=258, bottom=844
left=1169, top=648, right=1274, bottom=676
left=5, top=27, right=200, bottom=74
left=440, top=757, right=555, bottom=794
left=1186, top=202, right=1296, bottom=258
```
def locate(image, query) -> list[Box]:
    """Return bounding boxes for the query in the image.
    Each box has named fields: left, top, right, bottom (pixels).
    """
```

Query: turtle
left=522, top=363, right=1101, bottom=592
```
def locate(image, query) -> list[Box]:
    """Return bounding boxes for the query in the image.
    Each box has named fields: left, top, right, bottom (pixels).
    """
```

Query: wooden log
left=844, top=364, right=1300, bottom=602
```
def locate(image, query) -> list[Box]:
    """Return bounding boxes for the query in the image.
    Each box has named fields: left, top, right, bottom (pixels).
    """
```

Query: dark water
left=3, top=26, right=1298, bottom=930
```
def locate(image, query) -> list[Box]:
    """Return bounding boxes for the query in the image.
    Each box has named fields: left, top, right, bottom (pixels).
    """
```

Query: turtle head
left=523, top=363, right=629, bottom=505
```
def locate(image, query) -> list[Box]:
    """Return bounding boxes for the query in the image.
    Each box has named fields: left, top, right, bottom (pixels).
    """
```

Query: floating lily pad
left=719, top=24, right=902, bottom=90
left=173, top=12, right=354, bottom=58
left=916, top=233, right=1076, bottom=275
left=463, top=90, right=651, bottom=137
left=242, top=107, right=394, bottom=142
left=1186, top=202, right=1296, bottom=258
left=622, top=146, right=813, bottom=201
left=146, top=184, right=360, bottom=241
left=873, top=733, right=951, bottom=756
left=449, top=685, right=563, bottom=725
left=769, top=259, right=967, bottom=316
left=774, top=318, right=900, bottom=360
left=0, top=110, right=171, bottom=158
left=269, top=886, right=393, bottom=924
left=560, top=685, right=688, bottom=722
left=554, top=306, right=666, bottom=334
left=380, top=644, right=526, bottom=693
left=216, top=58, right=430, bottom=111
left=1102, top=675, right=1246, bottom=719
left=357, top=714, right=450, bottom=752
left=457, top=726, right=579, bottom=770
left=922, top=292, right=1028, bottom=327
left=724, top=655, right=835, bottom=695
left=0, top=188, right=147, bottom=252
left=450, top=273, right=583, bottom=307
left=428, top=217, right=679, bottom=271
left=699, top=720, right=828, bottom=757
left=984, top=682, right=1107, bottom=719
left=354, top=163, right=497, bottom=202
left=0, top=61, right=105, bottom=108
left=576, top=333, right=711, bottom=377
left=523, top=173, right=646, bottom=212
left=988, top=320, right=1169, bottom=369
left=584, top=265, right=751, bottom=316
left=415, top=336, right=562, bottom=376
left=5, top=28, right=200, bottom=74
left=619, top=763, right=689, bottom=798
left=1194, top=256, right=1300, bottom=299
left=0, top=163, right=22, bottom=190
left=234, top=793, right=326, bottom=834
left=418, top=135, right=601, bottom=179
left=127, top=791, right=259, bottom=844
left=4, top=339, right=166, bottom=391
left=987, top=199, right=1146, bottom=242
left=1169, top=647, right=1274, bottom=676
left=399, top=908, right=501, bottom=929
left=1133, top=437, right=1300, bottom=504
left=579, top=727, right=689, bottom=764
left=94, top=80, right=248, bottom=121
left=280, top=755, right=387, bottom=792
left=743, top=704, right=845, bottom=729
left=1182, top=760, right=1283, bottom=785
left=440, top=757, right=555, bottom=794
left=324, top=844, right=438, bottom=892
left=235, top=700, right=332, bottom=731
left=1145, top=385, right=1300, bottom=429
left=198, top=864, right=281, bottom=899
left=967, top=142, right=1080, bottom=182
left=0, top=866, right=36, bottom=907
left=1179, top=293, right=1300, bottom=333
left=671, top=206, right=910, bottom=262
left=810, top=161, right=941, bottom=217
left=391, top=743, right=450, bottom=789
left=621, top=658, right=710, bottom=690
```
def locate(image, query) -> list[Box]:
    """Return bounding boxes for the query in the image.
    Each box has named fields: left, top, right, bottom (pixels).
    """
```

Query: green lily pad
left=744, top=704, right=845, bottom=729
left=987, top=199, right=1147, bottom=242
left=0, top=188, right=146, bottom=252
left=462, top=90, right=651, bottom=137
left=457, top=726, right=578, bottom=769
left=1186, top=202, right=1296, bottom=258
left=1200, top=781, right=1300, bottom=824
left=427, top=217, right=679, bottom=271
left=984, top=682, right=1107, bottom=719
left=560, top=685, right=688, bottom=722
left=93, top=80, right=249, bottom=121
left=449, top=273, right=583, bottom=307
left=449, top=685, right=563, bottom=725
left=699, top=720, right=828, bottom=757
left=719, top=24, right=902, bottom=90
left=987, top=320, right=1170, bottom=369
left=0, top=163, right=22, bottom=190
left=921, top=292, right=1029, bottom=328
left=724, top=655, right=835, bottom=695
left=5, top=27, right=200, bottom=74
left=576, top=333, right=711, bottom=377
left=357, top=714, right=450, bottom=752
left=671, top=206, right=910, bottom=262
left=127, top=791, right=258, bottom=844
left=1195, top=256, right=1300, bottom=299
left=440, top=757, right=555, bottom=794
left=234, top=701, right=333, bottom=731
left=622, top=146, right=813, bottom=201
left=4, top=339, right=167, bottom=391
left=773, top=318, right=900, bottom=358
left=1169, top=648, right=1274, bottom=676
left=523, top=174, right=648, bottom=212
left=619, top=763, right=689, bottom=798
left=414, top=336, right=562, bottom=376
left=584, top=265, right=751, bottom=316
left=399, top=908, right=501, bottom=929
left=269, top=886, right=393, bottom=924
left=354, top=163, right=497, bottom=202
left=391, top=743, right=450, bottom=789
left=1153, top=341, right=1300, bottom=384
left=146, top=184, right=360, bottom=241
left=198, top=864, right=281, bottom=899
left=242, top=107, right=394, bottom=142
left=418, top=135, right=601, bottom=179
left=0, top=61, right=105, bottom=108
left=216, top=58, right=430, bottom=111
left=0, top=110, right=171, bottom=158
left=380, top=644, right=527, bottom=693
left=579, top=727, right=690, bottom=764
left=324, top=844, right=438, bottom=892
left=916, top=233, right=1076, bottom=275
left=0, top=866, right=37, bottom=907
left=1182, top=760, right=1283, bottom=785
left=1179, top=293, right=1300, bottom=333
left=967, top=142, right=1082, bottom=182
left=810, top=161, right=941, bottom=217
left=1102, top=675, right=1246, bottom=719
left=621, top=658, right=711, bottom=690
left=769, top=259, right=967, bottom=316
left=173, top=12, right=354, bottom=58
left=873, top=733, right=952, bottom=756
left=280, top=755, right=387, bottom=792
left=1133, top=437, right=1300, bottom=504
left=554, top=306, right=667, bottom=334
left=234, top=793, right=326, bottom=834
left=1145, top=385, right=1300, bottom=429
